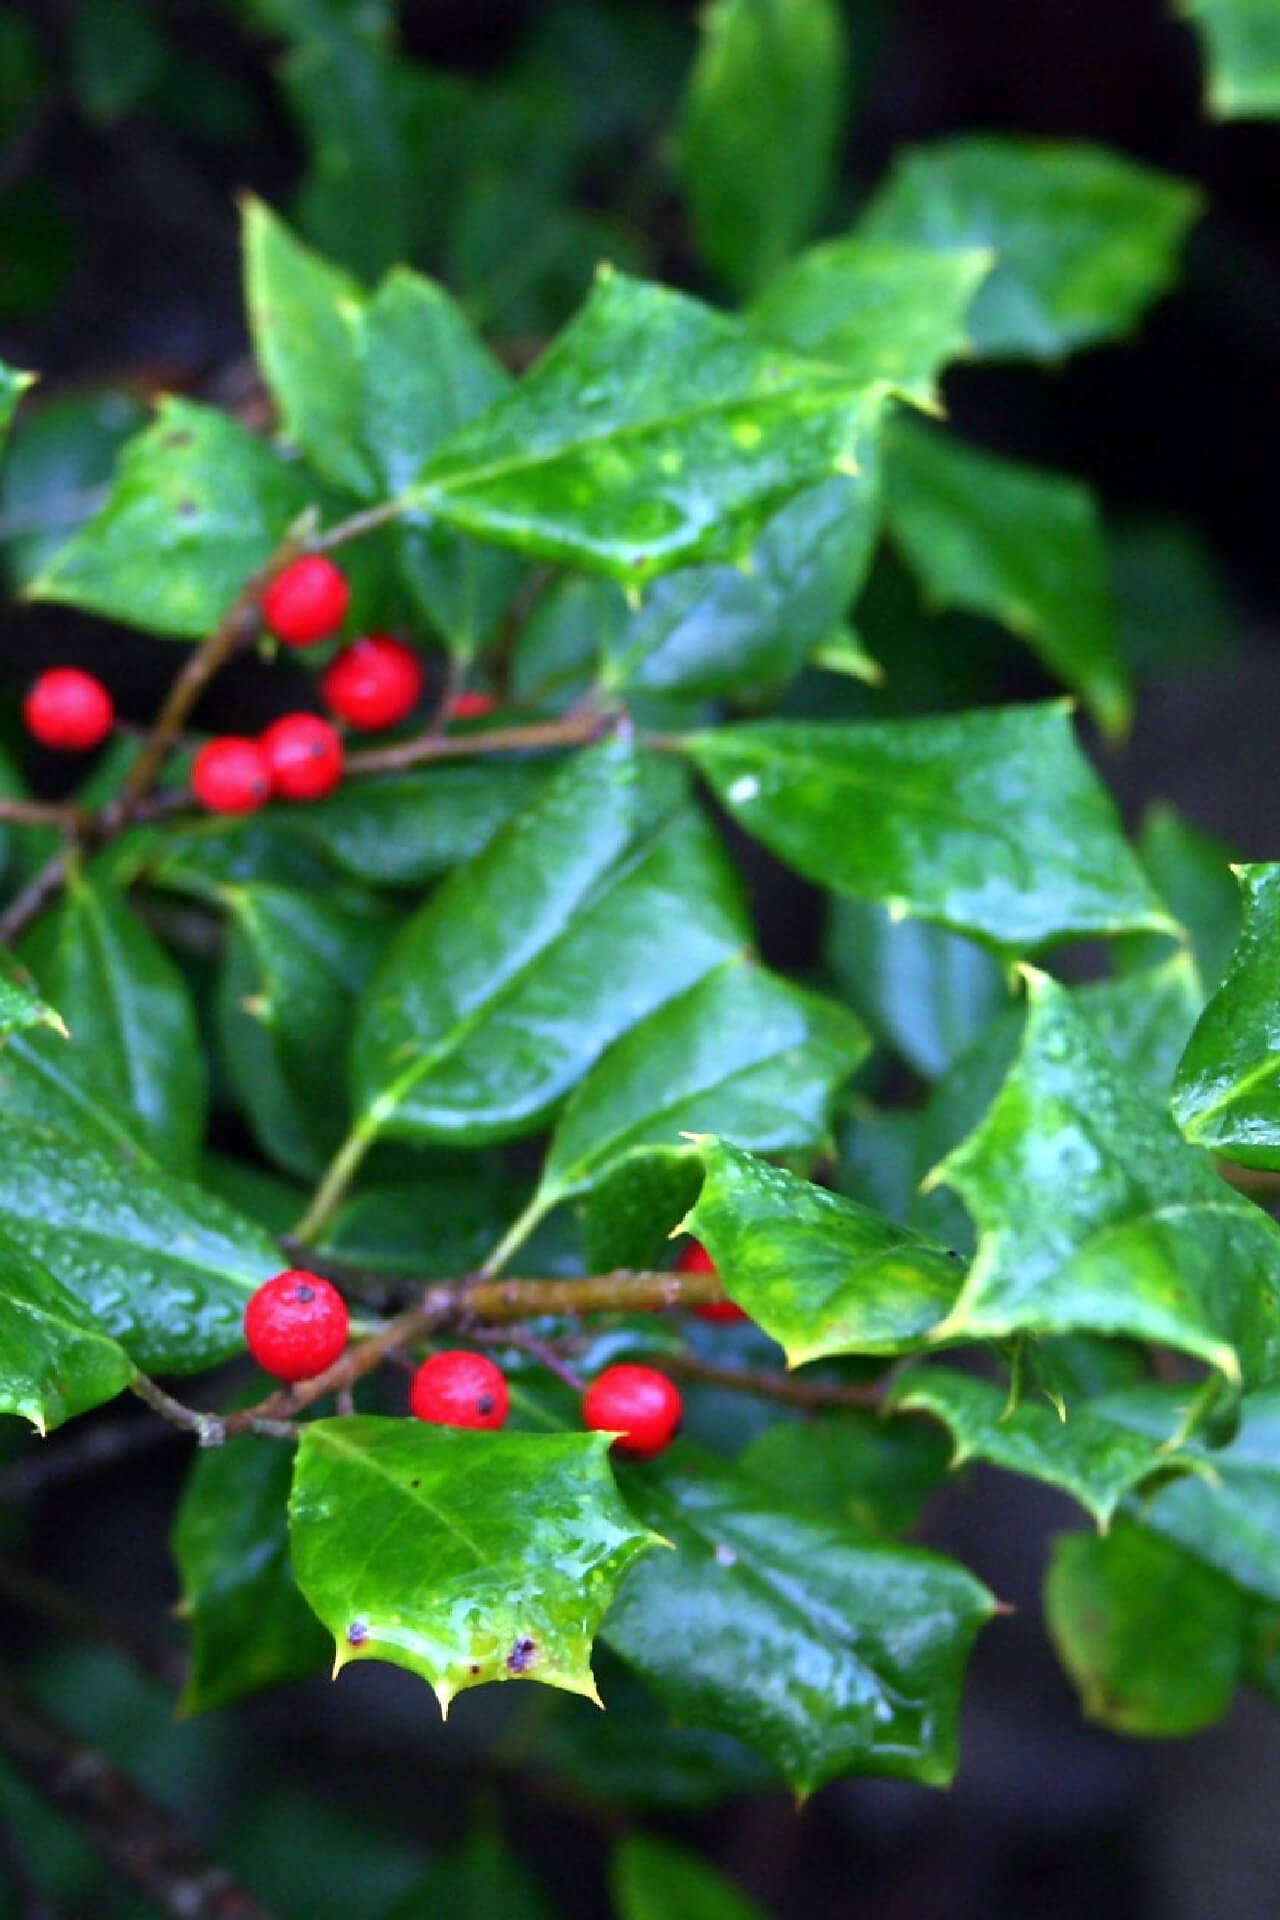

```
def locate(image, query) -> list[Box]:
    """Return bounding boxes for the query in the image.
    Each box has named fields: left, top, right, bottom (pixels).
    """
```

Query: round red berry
left=321, top=634, right=424, bottom=732
left=583, top=1364, right=682, bottom=1459
left=676, top=1240, right=748, bottom=1322
left=24, top=668, right=114, bottom=751
left=244, top=1270, right=349, bottom=1382
left=191, top=736, right=272, bottom=815
left=448, top=690, right=496, bottom=721
left=260, top=713, right=344, bottom=802
left=410, top=1350, right=509, bottom=1430
left=260, top=556, right=350, bottom=647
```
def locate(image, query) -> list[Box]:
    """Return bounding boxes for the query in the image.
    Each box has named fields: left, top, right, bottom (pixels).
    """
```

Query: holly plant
left=0, top=0, right=1278, bottom=1913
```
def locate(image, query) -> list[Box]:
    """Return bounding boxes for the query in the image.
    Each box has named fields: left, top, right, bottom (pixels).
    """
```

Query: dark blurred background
left=2, top=2, right=1280, bottom=1916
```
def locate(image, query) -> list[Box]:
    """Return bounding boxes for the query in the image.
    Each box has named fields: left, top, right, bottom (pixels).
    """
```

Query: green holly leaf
left=740, top=1412, right=951, bottom=1538
left=889, top=1365, right=1197, bottom=1530
left=1124, top=804, right=1240, bottom=992
left=750, top=240, right=991, bottom=408
left=1098, top=1384, right=1280, bottom=1603
left=287, top=762, right=550, bottom=890
left=173, top=1433, right=331, bottom=1714
left=289, top=1417, right=659, bottom=1711
left=1172, top=864, right=1280, bottom=1167
left=242, top=196, right=375, bottom=498
left=535, top=956, right=867, bottom=1209
left=582, top=1149, right=706, bottom=1277
left=0, top=950, right=66, bottom=1042
left=884, top=420, right=1130, bottom=735
left=351, top=741, right=747, bottom=1148
left=412, top=270, right=886, bottom=587
left=686, top=1139, right=963, bottom=1363
left=385, top=1834, right=557, bottom=1920
left=689, top=704, right=1172, bottom=957
left=1182, top=0, right=1280, bottom=119
left=1045, top=1520, right=1246, bottom=1736
left=933, top=971, right=1280, bottom=1387
left=28, top=398, right=317, bottom=638
left=364, top=267, right=523, bottom=654
left=320, top=1171, right=523, bottom=1282
left=0, top=357, right=33, bottom=453
left=0, top=1232, right=134, bottom=1432
left=0, top=1112, right=278, bottom=1372
left=22, top=871, right=207, bottom=1172
left=677, top=0, right=846, bottom=297
left=603, top=1448, right=995, bottom=1793
left=612, top=1834, right=764, bottom=1920
left=217, top=884, right=394, bottom=1181
left=825, top=898, right=1009, bottom=1080
left=860, top=135, right=1201, bottom=362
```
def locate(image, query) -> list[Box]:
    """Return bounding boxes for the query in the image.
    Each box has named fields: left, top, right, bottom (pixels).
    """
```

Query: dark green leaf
left=740, top=1412, right=951, bottom=1537
left=687, top=1139, right=963, bottom=1363
left=1126, top=804, right=1240, bottom=992
left=860, top=135, right=1202, bottom=361
left=173, top=1435, right=330, bottom=1713
left=217, top=884, right=393, bottom=1180
left=320, top=1173, right=524, bottom=1281
left=243, top=196, right=374, bottom=497
left=0, top=388, right=149, bottom=591
left=884, top=420, right=1129, bottom=734
left=22, top=872, right=206, bottom=1171
left=0, top=1113, right=278, bottom=1372
left=604, top=1448, right=995, bottom=1792
left=0, top=1232, right=133, bottom=1432
left=825, top=897, right=1008, bottom=1080
left=1111, top=517, right=1238, bottom=676
left=1045, top=1521, right=1245, bottom=1735
left=933, top=970, right=1280, bottom=1387
left=890, top=1364, right=1195, bottom=1528
left=352, top=741, right=747, bottom=1147
left=69, top=0, right=166, bottom=126
left=289, top=1417, right=658, bottom=1709
left=287, top=761, right=550, bottom=889
left=612, top=1834, right=764, bottom=1920
left=582, top=1149, right=706, bottom=1276
left=413, top=270, right=885, bottom=586
left=537, top=956, right=867, bottom=1207
left=1172, top=863, right=1280, bottom=1166
left=1182, top=0, right=1280, bottom=119
left=364, top=267, right=523, bottom=653
left=0, top=356, right=32, bottom=453
left=689, top=704, right=1171, bottom=956
left=29, top=398, right=316, bottom=638
left=384, top=1833, right=557, bottom=1920
left=678, top=0, right=846, bottom=297
left=750, top=239, right=991, bottom=407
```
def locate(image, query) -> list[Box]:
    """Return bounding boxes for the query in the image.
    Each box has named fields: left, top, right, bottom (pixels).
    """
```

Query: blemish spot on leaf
left=346, top=1618, right=369, bottom=1648
left=506, top=1635, right=538, bottom=1674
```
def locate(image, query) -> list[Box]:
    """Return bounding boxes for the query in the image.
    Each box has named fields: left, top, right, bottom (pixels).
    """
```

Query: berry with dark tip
left=260, top=555, right=350, bottom=647
left=260, top=713, right=344, bottom=802
left=583, top=1363, right=682, bottom=1459
left=321, top=634, right=423, bottom=732
left=24, top=668, right=114, bottom=751
left=677, top=1240, right=749, bottom=1322
left=244, top=1270, right=350, bottom=1382
left=191, top=736, right=272, bottom=815
left=410, top=1350, right=510, bottom=1430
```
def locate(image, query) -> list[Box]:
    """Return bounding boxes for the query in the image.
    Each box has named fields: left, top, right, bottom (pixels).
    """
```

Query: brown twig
left=0, top=847, right=77, bottom=946
left=0, top=799, right=91, bottom=828
left=659, top=1351, right=886, bottom=1412
left=0, top=1660, right=278, bottom=1920
left=344, top=707, right=611, bottom=777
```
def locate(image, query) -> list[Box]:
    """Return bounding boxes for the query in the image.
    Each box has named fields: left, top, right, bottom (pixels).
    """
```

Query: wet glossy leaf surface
left=884, top=420, right=1129, bottom=733
left=604, top=1447, right=995, bottom=1792
left=1045, top=1520, right=1245, bottom=1736
left=860, top=135, right=1201, bottom=361
left=289, top=1418, right=658, bottom=1709
left=1172, top=864, right=1280, bottom=1166
left=29, top=398, right=317, bottom=637
left=935, top=971, right=1280, bottom=1386
left=691, top=705, right=1170, bottom=955
left=0, top=1232, right=133, bottom=1432
left=538, top=957, right=866, bottom=1205
left=289, top=761, right=549, bottom=890
left=174, top=1434, right=330, bottom=1714
left=414, top=271, right=885, bottom=585
left=354, top=741, right=747, bottom=1145
left=825, top=897, right=1008, bottom=1080
left=687, top=1139, right=964, bottom=1364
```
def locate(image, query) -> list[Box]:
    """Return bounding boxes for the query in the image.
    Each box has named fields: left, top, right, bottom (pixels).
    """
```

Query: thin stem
left=308, top=496, right=415, bottom=552
left=0, top=799, right=90, bottom=828
left=288, top=1116, right=379, bottom=1247
left=345, top=707, right=611, bottom=778
left=658, top=1352, right=885, bottom=1412
left=128, top=1375, right=297, bottom=1445
left=476, top=1195, right=549, bottom=1280
left=0, top=847, right=75, bottom=947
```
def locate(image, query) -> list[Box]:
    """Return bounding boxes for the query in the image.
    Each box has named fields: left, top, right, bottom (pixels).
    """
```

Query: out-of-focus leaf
left=1181, top=0, right=1280, bottom=119
left=740, top=1412, right=951, bottom=1537
left=69, top=0, right=166, bottom=126
left=612, top=1834, right=765, bottom=1920
left=826, top=897, right=1008, bottom=1079
left=0, top=389, right=148, bottom=590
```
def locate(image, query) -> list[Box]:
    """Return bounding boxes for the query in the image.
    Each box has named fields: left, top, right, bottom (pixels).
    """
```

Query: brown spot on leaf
left=506, top=1636, right=538, bottom=1674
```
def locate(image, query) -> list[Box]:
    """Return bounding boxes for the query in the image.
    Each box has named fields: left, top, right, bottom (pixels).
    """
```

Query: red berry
left=260, top=556, right=350, bottom=647
left=676, top=1240, right=748, bottom=1322
left=321, top=634, right=423, bottom=732
left=410, top=1351, right=509, bottom=1430
left=583, top=1364, right=682, bottom=1459
left=260, top=713, right=344, bottom=802
left=448, top=690, right=496, bottom=721
left=24, top=668, right=114, bottom=751
left=191, top=736, right=272, bottom=814
left=244, top=1270, right=349, bottom=1382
